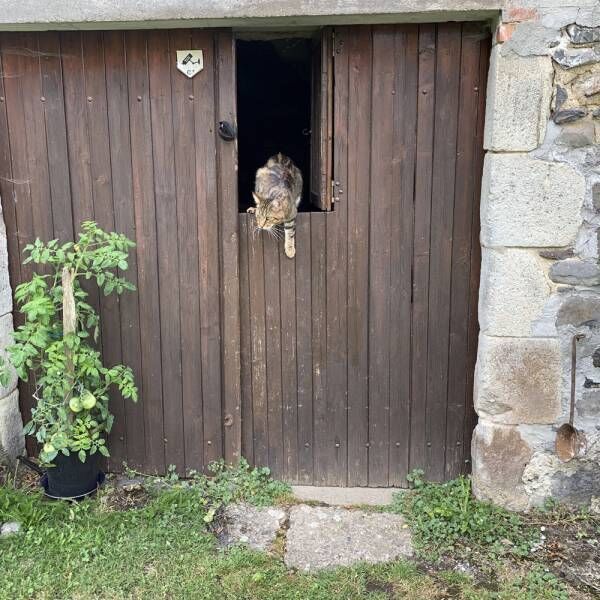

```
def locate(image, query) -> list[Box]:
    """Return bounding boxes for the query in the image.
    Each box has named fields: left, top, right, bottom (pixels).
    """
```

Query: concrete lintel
left=0, top=1, right=502, bottom=32
left=291, top=486, right=401, bottom=506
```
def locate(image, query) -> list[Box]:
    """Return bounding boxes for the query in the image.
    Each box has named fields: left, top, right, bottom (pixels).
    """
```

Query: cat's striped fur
left=247, top=153, right=302, bottom=258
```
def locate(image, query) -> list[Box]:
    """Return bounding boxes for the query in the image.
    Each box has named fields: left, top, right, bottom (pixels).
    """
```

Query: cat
left=247, top=153, right=302, bottom=259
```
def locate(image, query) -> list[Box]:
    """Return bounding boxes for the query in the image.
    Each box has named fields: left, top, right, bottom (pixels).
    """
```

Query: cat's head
left=251, top=192, right=289, bottom=229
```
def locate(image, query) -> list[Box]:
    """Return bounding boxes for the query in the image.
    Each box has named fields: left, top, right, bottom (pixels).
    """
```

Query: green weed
left=391, top=470, right=539, bottom=560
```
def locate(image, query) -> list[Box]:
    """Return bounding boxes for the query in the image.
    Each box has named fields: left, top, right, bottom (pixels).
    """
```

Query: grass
left=0, top=465, right=587, bottom=599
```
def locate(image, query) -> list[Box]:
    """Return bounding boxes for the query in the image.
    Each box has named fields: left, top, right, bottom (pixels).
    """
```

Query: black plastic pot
left=43, top=452, right=102, bottom=499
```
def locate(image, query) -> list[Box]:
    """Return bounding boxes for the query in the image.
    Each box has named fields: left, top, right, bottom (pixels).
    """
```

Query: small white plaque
left=176, top=50, right=204, bottom=78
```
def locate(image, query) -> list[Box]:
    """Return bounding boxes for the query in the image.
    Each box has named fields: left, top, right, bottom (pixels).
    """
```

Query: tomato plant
left=0, top=222, right=138, bottom=465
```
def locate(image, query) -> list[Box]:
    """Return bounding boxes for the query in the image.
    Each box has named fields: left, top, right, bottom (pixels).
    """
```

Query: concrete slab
left=0, top=0, right=502, bottom=30
left=217, top=502, right=287, bottom=551
left=285, top=505, right=413, bottom=571
left=291, top=486, right=400, bottom=506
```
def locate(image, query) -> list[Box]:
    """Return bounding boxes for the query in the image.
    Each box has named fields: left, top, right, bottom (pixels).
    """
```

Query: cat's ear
left=252, top=192, right=262, bottom=205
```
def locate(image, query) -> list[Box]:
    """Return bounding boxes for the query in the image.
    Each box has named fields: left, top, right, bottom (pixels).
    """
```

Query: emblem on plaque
left=176, top=50, right=204, bottom=78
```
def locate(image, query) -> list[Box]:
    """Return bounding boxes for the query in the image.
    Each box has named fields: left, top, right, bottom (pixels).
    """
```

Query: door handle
left=218, top=121, right=236, bottom=141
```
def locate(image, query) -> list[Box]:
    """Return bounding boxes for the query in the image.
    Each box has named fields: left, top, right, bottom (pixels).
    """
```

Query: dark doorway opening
left=236, top=36, right=314, bottom=212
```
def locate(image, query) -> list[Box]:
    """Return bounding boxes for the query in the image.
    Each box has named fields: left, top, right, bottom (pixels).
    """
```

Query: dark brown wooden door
left=239, top=23, right=489, bottom=486
left=0, top=29, right=241, bottom=474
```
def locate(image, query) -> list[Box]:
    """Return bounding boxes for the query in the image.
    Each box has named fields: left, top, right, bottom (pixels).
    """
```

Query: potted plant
left=0, top=221, right=138, bottom=498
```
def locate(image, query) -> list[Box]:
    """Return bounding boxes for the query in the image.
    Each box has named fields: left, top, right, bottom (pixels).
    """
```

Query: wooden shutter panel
left=310, top=27, right=333, bottom=211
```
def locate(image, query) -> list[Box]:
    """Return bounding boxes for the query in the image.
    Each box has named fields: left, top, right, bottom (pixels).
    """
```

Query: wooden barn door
left=332, top=23, right=489, bottom=485
left=239, top=23, right=489, bottom=486
left=0, top=29, right=241, bottom=473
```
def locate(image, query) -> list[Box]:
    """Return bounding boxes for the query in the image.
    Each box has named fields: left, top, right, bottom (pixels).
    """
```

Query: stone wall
left=472, top=5, right=600, bottom=510
left=0, top=204, right=21, bottom=464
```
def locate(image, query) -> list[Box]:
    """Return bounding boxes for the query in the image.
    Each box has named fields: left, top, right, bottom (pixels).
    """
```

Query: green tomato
left=69, top=396, right=82, bottom=413
left=43, top=442, right=55, bottom=454
left=81, top=391, right=97, bottom=410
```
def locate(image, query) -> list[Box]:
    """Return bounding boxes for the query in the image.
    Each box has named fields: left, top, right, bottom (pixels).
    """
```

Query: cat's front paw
left=285, top=244, right=296, bottom=259
left=246, top=207, right=256, bottom=214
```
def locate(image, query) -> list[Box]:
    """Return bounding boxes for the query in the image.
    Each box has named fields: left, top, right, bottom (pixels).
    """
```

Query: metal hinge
left=331, top=179, right=343, bottom=205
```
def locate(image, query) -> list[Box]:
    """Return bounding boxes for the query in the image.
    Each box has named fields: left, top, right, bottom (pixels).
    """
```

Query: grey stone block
left=501, top=22, right=560, bottom=57
left=556, top=293, right=600, bottom=327
left=578, top=389, right=600, bottom=419
left=553, top=47, right=600, bottom=69
left=566, top=24, right=600, bottom=45
left=0, top=389, right=24, bottom=461
left=593, top=183, right=600, bottom=212
left=523, top=436, right=600, bottom=508
left=484, top=48, right=553, bottom=152
left=573, top=72, right=600, bottom=98
left=575, top=6, right=600, bottom=27
left=475, top=335, right=562, bottom=425
left=471, top=420, right=533, bottom=511
left=538, top=247, right=575, bottom=260
left=553, top=85, right=568, bottom=111
left=479, top=248, right=552, bottom=337
left=540, top=8, right=579, bottom=30
left=481, top=153, right=585, bottom=248
left=549, top=259, right=600, bottom=286
left=553, top=108, right=587, bottom=124
left=555, top=122, right=596, bottom=148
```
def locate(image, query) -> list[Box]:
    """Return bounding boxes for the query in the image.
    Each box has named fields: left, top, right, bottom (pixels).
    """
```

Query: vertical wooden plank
left=263, top=234, right=283, bottom=477
left=170, top=28, right=204, bottom=472
left=61, top=32, right=95, bottom=229
left=216, top=30, right=241, bottom=464
left=295, top=214, right=313, bottom=483
left=247, top=228, right=268, bottom=468
left=326, top=25, right=349, bottom=487
left=345, top=27, right=371, bottom=487
left=409, top=25, right=436, bottom=476
left=280, top=240, right=298, bottom=482
left=0, top=35, right=37, bottom=452
left=425, top=23, right=462, bottom=482
left=239, top=215, right=253, bottom=465
left=0, top=45, right=20, bottom=297
left=61, top=31, right=104, bottom=351
left=13, top=34, right=55, bottom=457
left=104, top=30, right=146, bottom=471
left=444, top=24, right=482, bottom=480
left=311, top=212, right=327, bottom=484
left=147, top=29, right=184, bottom=472
left=463, top=36, right=489, bottom=475
left=367, top=25, right=395, bottom=487
left=18, top=33, right=53, bottom=247
left=192, top=30, right=222, bottom=466
left=81, top=31, right=126, bottom=469
left=38, top=32, right=74, bottom=243
left=125, top=30, right=165, bottom=474
left=310, top=28, right=333, bottom=211
left=388, top=25, right=419, bottom=486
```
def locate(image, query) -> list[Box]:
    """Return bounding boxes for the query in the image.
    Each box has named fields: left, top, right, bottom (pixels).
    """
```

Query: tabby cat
left=247, top=153, right=302, bottom=258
